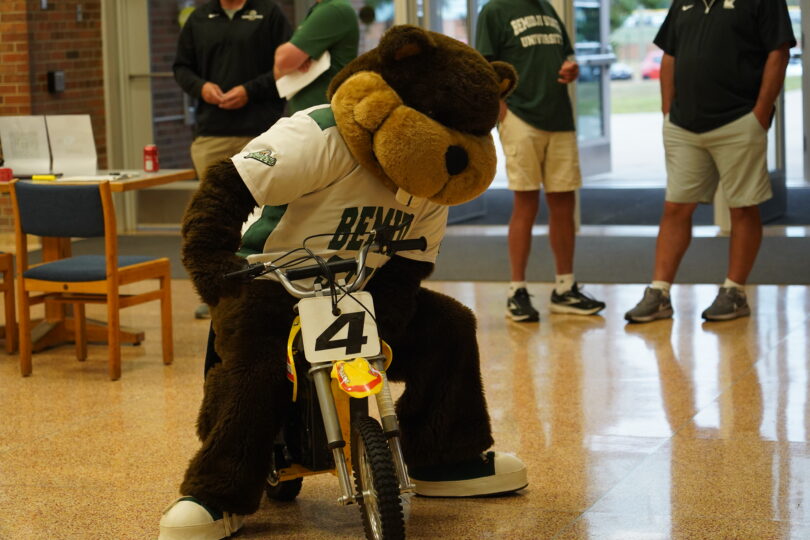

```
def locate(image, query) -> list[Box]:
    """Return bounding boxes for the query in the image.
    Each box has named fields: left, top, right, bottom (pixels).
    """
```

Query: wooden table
left=1, top=169, right=195, bottom=352
left=1, top=169, right=196, bottom=192
left=0, top=169, right=197, bottom=233
left=84, top=169, right=197, bottom=233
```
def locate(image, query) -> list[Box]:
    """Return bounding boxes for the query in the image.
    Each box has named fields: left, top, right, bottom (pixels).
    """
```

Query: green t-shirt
left=288, top=0, right=359, bottom=113
left=476, top=0, right=575, bottom=132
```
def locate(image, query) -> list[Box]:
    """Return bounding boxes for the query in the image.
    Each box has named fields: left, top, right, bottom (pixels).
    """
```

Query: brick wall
left=0, top=2, right=32, bottom=118
left=0, top=2, right=32, bottom=234
left=0, top=1, right=109, bottom=235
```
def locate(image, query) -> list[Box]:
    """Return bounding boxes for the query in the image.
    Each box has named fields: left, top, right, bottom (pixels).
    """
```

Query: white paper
left=0, top=116, right=51, bottom=176
left=275, top=51, right=331, bottom=99
left=46, top=114, right=97, bottom=176
left=59, top=171, right=140, bottom=182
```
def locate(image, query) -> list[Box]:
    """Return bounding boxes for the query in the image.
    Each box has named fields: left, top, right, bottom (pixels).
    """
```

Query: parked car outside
left=786, top=47, right=802, bottom=77
left=640, top=49, right=663, bottom=79
left=610, top=62, right=633, bottom=81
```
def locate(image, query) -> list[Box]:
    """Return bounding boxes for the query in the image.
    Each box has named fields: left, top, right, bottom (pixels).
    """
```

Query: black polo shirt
left=173, top=0, right=292, bottom=137
left=654, top=0, right=795, bottom=133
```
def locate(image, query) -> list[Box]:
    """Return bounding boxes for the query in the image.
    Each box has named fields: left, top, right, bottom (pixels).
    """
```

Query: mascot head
left=327, top=25, right=517, bottom=206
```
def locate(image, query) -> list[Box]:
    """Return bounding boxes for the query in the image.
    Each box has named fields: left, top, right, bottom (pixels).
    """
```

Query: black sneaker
left=550, top=283, right=605, bottom=315
left=506, top=288, right=539, bottom=322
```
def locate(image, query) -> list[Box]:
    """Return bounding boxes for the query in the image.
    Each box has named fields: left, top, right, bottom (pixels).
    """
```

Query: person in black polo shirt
left=625, top=0, right=795, bottom=324
left=174, top=0, right=292, bottom=319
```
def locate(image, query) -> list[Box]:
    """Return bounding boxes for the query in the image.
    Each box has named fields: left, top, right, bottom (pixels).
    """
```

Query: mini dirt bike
left=225, top=227, right=426, bottom=540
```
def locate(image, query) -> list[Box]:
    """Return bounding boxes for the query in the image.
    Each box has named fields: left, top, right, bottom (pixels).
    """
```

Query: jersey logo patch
left=245, top=150, right=277, bottom=167
left=723, top=0, right=735, bottom=8
left=681, top=4, right=694, bottom=10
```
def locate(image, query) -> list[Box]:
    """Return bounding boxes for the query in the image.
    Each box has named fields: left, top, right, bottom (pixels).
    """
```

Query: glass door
left=421, top=0, right=471, bottom=43
left=574, top=0, right=613, bottom=178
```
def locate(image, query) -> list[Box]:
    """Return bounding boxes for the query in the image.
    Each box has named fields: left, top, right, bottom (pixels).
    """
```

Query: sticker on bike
left=297, top=292, right=381, bottom=363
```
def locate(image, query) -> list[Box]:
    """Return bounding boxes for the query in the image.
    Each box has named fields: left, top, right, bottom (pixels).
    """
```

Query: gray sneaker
left=701, top=287, right=750, bottom=321
left=625, top=287, right=673, bottom=323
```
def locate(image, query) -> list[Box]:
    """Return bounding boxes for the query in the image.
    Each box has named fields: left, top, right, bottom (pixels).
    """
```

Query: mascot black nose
left=445, top=145, right=468, bottom=176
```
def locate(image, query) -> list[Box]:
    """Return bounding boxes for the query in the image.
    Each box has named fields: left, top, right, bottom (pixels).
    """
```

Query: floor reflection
left=0, top=281, right=808, bottom=538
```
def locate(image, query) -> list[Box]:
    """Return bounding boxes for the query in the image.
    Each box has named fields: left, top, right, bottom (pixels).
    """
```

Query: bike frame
left=269, top=240, right=415, bottom=506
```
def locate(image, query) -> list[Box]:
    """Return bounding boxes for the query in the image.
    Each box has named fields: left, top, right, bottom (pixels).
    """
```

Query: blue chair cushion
left=23, top=255, right=157, bottom=282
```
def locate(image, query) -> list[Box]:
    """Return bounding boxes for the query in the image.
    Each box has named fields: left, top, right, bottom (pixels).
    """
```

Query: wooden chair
left=10, top=180, right=173, bottom=380
left=0, top=252, right=16, bottom=354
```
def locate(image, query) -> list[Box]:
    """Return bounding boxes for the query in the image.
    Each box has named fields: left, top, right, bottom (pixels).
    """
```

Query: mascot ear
left=491, top=61, right=519, bottom=99
left=379, top=24, right=438, bottom=63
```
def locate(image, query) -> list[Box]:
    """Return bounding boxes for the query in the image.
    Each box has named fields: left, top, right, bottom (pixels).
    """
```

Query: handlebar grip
left=285, top=259, right=358, bottom=281
left=387, top=237, right=427, bottom=253
left=223, top=262, right=267, bottom=281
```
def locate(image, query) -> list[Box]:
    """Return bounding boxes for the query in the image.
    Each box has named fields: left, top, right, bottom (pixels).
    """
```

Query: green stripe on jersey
left=238, top=205, right=288, bottom=257
left=308, top=106, right=336, bottom=131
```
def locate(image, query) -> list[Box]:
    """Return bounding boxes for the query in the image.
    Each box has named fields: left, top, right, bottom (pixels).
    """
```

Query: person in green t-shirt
left=273, top=0, right=359, bottom=114
left=476, top=0, right=605, bottom=322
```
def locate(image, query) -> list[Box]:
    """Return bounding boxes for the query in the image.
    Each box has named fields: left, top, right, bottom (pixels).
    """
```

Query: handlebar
left=380, top=237, right=427, bottom=254
left=222, top=229, right=428, bottom=298
left=285, top=259, right=357, bottom=282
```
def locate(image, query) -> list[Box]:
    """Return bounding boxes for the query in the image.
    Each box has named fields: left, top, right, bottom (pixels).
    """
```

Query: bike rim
left=357, top=438, right=383, bottom=539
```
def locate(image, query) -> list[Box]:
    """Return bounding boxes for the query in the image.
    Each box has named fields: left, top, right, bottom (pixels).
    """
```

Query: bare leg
left=727, top=205, right=762, bottom=284
left=545, top=190, right=576, bottom=275
left=653, top=201, right=698, bottom=283
left=508, top=190, right=540, bottom=282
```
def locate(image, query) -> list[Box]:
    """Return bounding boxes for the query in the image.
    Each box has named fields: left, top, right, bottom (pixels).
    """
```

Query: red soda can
left=143, top=144, right=160, bottom=172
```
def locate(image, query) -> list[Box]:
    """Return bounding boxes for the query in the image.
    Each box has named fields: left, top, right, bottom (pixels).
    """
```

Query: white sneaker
left=158, top=496, right=244, bottom=540
left=410, top=451, right=527, bottom=497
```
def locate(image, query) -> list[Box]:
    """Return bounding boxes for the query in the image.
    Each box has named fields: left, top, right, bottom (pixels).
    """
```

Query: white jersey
left=232, top=105, right=448, bottom=288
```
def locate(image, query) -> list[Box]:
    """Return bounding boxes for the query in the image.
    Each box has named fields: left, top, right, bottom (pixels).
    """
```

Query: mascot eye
left=445, top=145, right=468, bottom=176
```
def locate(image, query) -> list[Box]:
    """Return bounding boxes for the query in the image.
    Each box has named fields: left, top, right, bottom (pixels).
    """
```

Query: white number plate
left=297, top=292, right=380, bottom=364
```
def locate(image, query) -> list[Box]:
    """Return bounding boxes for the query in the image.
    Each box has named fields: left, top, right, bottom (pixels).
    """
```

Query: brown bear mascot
left=159, top=25, right=522, bottom=540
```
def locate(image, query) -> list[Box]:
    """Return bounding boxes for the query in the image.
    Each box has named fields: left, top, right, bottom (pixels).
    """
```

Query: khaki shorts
left=497, top=109, right=581, bottom=192
left=191, top=135, right=254, bottom=181
left=663, top=112, right=771, bottom=207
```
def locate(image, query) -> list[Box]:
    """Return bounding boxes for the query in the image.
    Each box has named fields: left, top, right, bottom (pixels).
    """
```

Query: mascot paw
left=192, top=256, right=246, bottom=306
left=409, top=451, right=527, bottom=497
left=158, top=496, right=243, bottom=540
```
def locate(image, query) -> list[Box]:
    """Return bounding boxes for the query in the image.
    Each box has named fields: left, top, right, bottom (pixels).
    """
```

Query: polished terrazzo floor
left=0, top=279, right=808, bottom=539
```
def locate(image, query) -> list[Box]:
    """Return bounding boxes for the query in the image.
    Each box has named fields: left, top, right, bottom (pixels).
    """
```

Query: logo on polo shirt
left=241, top=9, right=264, bottom=20
left=245, top=150, right=277, bottom=167
left=723, top=0, right=735, bottom=8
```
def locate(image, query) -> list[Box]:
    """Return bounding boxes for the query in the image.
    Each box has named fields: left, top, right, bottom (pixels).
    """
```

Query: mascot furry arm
left=181, top=161, right=257, bottom=306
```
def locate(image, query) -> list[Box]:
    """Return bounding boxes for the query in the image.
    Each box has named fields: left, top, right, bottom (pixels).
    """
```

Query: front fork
left=309, top=353, right=415, bottom=506
left=369, top=355, right=416, bottom=495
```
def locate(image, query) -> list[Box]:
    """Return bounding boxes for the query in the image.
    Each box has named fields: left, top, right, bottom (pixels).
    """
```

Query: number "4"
left=315, top=312, right=368, bottom=355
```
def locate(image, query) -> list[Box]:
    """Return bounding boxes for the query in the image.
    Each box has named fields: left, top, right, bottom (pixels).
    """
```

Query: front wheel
left=351, top=415, right=405, bottom=540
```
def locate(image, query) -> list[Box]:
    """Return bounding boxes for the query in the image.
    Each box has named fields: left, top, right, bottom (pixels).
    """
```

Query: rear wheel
left=351, top=415, right=405, bottom=540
